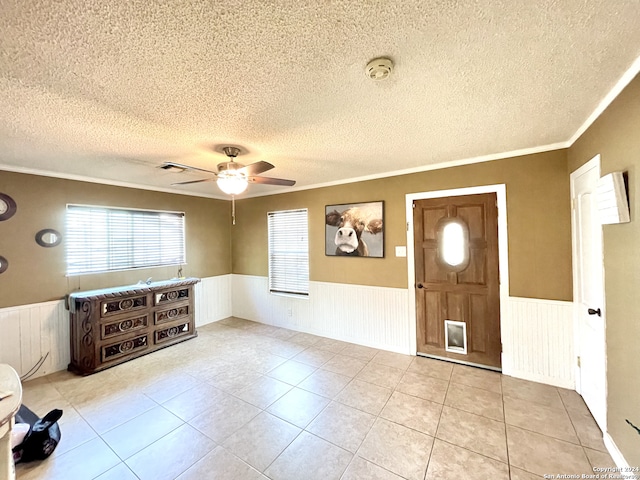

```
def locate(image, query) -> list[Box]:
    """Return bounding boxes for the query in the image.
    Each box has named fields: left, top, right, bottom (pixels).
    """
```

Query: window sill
left=269, top=291, right=309, bottom=300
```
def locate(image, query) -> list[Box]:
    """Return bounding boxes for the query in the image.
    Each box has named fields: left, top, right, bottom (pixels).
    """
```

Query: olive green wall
left=0, top=171, right=231, bottom=308
left=568, top=74, right=640, bottom=466
left=232, top=149, right=573, bottom=302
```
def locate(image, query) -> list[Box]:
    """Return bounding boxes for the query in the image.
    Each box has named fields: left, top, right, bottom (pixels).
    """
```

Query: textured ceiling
left=1, top=1, right=640, bottom=198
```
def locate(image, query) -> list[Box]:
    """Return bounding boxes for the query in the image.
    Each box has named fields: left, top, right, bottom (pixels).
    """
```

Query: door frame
left=406, top=185, right=510, bottom=364
left=570, top=153, right=607, bottom=431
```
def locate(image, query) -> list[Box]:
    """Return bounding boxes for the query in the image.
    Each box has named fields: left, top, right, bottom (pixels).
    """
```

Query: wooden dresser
left=68, top=278, right=200, bottom=375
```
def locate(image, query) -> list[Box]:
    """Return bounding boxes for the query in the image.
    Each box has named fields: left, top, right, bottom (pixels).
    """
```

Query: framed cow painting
left=325, top=201, right=384, bottom=257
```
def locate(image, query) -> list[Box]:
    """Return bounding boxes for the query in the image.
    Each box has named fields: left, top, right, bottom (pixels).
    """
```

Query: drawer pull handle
left=167, top=327, right=179, bottom=337
left=119, top=299, right=134, bottom=310
left=119, top=320, right=133, bottom=332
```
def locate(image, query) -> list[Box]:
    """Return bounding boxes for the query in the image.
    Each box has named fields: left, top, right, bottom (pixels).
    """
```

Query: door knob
left=587, top=308, right=601, bottom=317
left=416, top=283, right=424, bottom=289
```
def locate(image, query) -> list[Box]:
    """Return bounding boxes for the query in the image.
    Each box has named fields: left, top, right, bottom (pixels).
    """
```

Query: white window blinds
left=66, top=205, right=185, bottom=276
left=268, top=209, right=309, bottom=296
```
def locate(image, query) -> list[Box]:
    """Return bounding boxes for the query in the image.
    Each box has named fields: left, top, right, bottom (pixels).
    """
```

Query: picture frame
left=325, top=201, right=384, bottom=257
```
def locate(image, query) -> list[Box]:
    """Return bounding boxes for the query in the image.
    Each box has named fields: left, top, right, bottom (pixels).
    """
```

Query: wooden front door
left=413, top=193, right=501, bottom=368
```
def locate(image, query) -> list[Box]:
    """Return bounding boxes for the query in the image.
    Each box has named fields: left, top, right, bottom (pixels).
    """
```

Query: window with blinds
left=66, top=204, right=186, bottom=276
left=267, top=209, right=309, bottom=296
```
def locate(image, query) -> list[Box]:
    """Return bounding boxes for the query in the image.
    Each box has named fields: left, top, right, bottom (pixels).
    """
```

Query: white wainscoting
left=0, top=300, right=69, bottom=379
left=502, top=296, right=575, bottom=388
left=233, top=276, right=574, bottom=387
left=0, top=275, right=232, bottom=379
left=0, top=277, right=574, bottom=387
left=232, top=275, right=411, bottom=353
left=195, top=274, right=233, bottom=327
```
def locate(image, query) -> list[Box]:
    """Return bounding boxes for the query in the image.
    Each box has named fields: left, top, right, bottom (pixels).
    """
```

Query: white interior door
left=571, top=154, right=606, bottom=431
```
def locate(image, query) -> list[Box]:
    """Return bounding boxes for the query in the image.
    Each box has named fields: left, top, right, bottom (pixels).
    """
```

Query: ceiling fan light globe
left=217, top=173, right=248, bottom=195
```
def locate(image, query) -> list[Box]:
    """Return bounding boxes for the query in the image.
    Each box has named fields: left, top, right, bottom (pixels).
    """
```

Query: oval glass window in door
left=437, top=217, right=470, bottom=271
left=442, top=221, right=465, bottom=266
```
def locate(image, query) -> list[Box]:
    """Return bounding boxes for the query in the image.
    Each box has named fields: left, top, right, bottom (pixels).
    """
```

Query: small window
left=437, top=217, right=469, bottom=271
left=268, top=209, right=309, bottom=296
left=66, top=205, right=185, bottom=276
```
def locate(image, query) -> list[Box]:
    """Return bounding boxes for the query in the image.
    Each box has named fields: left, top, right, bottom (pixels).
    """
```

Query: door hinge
left=577, top=356, right=581, bottom=367
left=571, top=198, right=577, bottom=210
left=407, top=221, right=409, bottom=231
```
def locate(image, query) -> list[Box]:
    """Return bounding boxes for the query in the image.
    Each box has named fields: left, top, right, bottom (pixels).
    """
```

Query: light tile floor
left=15, top=318, right=615, bottom=480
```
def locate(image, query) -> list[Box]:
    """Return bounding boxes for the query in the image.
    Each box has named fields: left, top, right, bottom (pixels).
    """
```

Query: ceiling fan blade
left=238, top=161, right=274, bottom=176
left=171, top=178, right=215, bottom=185
left=248, top=176, right=296, bottom=186
left=162, top=162, right=218, bottom=176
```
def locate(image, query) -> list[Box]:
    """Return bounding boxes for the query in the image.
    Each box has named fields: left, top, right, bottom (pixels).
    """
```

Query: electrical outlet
left=287, top=308, right=293, bottom=317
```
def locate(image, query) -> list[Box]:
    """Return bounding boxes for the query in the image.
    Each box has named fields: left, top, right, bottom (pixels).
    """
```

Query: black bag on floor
left=12, top=405, right=63, bottom=463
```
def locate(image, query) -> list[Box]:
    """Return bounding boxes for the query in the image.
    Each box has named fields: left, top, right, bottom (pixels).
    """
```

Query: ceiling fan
left=162, top=146, right=296, bottom=195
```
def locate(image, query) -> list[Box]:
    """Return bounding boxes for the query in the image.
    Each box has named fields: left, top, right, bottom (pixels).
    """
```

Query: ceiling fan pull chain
left=232, top=195, right=236, bottom=225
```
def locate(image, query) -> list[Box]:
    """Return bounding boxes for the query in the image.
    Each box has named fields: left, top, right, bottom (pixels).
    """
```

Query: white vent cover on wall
left=596, top=171, right=630, bottom=224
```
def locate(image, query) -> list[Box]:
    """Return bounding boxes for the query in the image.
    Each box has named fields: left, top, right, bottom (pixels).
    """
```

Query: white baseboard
left=603, top=432, right=633, bottom=475
left=504, top=369, right=574, bottom=389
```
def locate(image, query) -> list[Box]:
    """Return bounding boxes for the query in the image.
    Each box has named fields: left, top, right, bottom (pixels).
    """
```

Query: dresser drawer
left=101, top=314, right=149, bottom=340
left=101, top=334, right=149, bottom=363
left=154, top=287, right=190, bottom=306
left=154, top=322, right=192, bottom=345
left=101, top=295, right=148, bottom=317
left=154, top=305, right=190, bottom=325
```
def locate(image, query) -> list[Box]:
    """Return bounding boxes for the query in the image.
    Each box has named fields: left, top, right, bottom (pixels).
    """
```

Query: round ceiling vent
left=365, top=57, right=393, bottom=80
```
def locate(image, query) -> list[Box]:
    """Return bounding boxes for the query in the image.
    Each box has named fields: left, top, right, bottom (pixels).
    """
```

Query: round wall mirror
left=0, top=193, right=17, bottom=221
left=35, top=229, right=62, bottom=247
left=0, top=256, right=8, bottom=274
